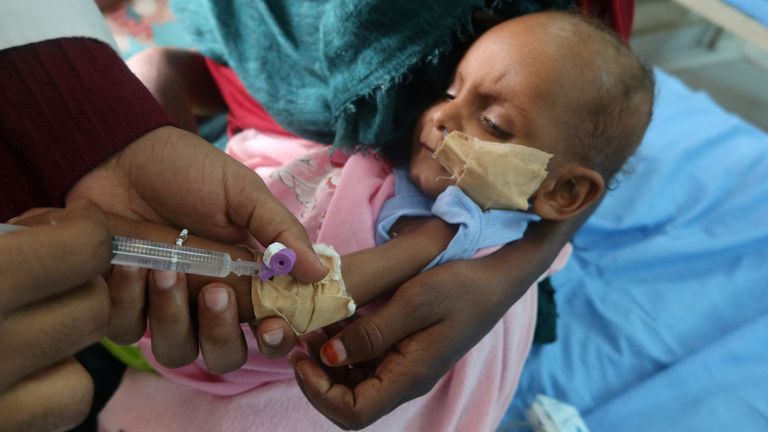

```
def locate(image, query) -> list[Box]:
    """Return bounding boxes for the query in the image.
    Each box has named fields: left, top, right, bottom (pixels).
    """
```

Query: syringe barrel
left=111, top=236, right=230, bottom=277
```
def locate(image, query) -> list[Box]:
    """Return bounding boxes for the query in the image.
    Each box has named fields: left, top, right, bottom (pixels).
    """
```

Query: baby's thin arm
left=341, top=218, right=457, bottom=305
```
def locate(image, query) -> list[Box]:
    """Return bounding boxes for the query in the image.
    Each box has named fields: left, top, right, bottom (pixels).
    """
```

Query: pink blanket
left=99, top=130, right=569, bottom=431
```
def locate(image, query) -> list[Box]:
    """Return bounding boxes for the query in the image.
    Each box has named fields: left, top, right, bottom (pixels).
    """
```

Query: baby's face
left=409, top=15, right=590, bottom=199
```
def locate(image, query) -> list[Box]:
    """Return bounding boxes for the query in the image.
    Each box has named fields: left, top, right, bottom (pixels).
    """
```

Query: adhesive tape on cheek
left=433, top=131, right=553, bottom=211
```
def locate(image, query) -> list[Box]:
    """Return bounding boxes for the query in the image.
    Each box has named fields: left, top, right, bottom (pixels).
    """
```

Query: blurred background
left=633, top=0, right=768, bottom=131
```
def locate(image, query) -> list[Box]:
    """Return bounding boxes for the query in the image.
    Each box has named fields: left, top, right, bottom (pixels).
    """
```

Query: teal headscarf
left=171, top=0, right=573, bottom=153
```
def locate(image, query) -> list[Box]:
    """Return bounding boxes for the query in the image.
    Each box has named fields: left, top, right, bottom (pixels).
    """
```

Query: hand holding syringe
left=0, top=224, right=296, bottom=279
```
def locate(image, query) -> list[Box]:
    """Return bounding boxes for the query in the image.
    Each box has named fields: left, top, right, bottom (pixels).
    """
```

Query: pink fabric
left=100, top=131, right=570, bottom=431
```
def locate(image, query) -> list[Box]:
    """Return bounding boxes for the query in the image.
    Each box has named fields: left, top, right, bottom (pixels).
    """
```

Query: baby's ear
left=531, top=164, right=605, bottom=220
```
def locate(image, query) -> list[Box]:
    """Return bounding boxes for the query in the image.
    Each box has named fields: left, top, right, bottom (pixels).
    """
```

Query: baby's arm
left=128, top=48, right=226, bottom=132
left=341, top=217, right=457, bottom=305
left=251, top=217, right=457, bottom=334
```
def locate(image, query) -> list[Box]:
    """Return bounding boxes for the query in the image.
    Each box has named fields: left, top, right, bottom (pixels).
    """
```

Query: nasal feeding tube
left=0, top=223, right=296, bottom=279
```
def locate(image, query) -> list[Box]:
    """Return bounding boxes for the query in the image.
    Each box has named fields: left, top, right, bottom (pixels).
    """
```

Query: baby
left=104, top=9, right=654, bottom=430
left=239, top=9, right=655, bottom=333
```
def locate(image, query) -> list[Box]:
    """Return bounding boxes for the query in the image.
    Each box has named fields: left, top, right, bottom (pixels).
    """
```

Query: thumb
left=318, top=293, right=440, bottom=366
left=223, top=159, right=327, bottom=283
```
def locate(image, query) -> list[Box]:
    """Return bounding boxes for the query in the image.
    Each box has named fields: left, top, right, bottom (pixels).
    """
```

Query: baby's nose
left=431, top=103, right=461, bottom=133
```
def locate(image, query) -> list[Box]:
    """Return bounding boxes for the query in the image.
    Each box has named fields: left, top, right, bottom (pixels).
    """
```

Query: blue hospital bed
left=502, top=68, right=768, bottom=431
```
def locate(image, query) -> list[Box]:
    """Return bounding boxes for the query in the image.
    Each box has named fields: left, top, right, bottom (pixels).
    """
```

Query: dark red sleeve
left=578, top=0, right=635, bottom=42
left=0, top=38, right=173, bottom=221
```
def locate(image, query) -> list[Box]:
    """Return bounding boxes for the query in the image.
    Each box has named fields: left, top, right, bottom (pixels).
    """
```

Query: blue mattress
left=725, top=0, right=768, bottom=27
left=502, top=68, right=768, bottom=430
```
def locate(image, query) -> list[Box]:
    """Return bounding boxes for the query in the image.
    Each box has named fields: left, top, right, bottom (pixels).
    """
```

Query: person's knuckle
left=347, top=320, right=387, bottom=358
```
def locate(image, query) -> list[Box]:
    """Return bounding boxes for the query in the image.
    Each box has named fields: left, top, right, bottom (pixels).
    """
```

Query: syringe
left=111, top=236, right=262, bottom=277
left=0, top=223, right=295, bottom=278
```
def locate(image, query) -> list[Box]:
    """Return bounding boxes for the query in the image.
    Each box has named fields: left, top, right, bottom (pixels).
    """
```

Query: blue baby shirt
left=376, top=168, right=540, bottom=270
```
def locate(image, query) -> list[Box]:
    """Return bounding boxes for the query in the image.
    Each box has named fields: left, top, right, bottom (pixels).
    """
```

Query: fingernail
left=262, top=328, right=284, bottom=347
left=204, top=287, right=229, bottom=312
left=320, top=339, right=346, bottom=365
left=153, top=270, right=177, bottom=289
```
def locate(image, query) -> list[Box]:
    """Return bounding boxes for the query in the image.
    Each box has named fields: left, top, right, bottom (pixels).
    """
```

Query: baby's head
left=409, top=11, right=655, bottom=219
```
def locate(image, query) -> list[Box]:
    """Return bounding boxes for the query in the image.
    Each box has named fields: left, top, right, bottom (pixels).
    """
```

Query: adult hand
left=103, top=214, right=279, bottom=374
left=16, top=207, right=291, bottom=374
left=0, top=203, right=112, bottom=432
left=67, top=126, right=327, bottom=369
left=291, top=217, right=587, bottom=430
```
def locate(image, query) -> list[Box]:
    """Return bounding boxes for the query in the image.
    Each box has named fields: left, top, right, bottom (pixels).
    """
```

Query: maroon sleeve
left=0, top=38, right=173, bottom=221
